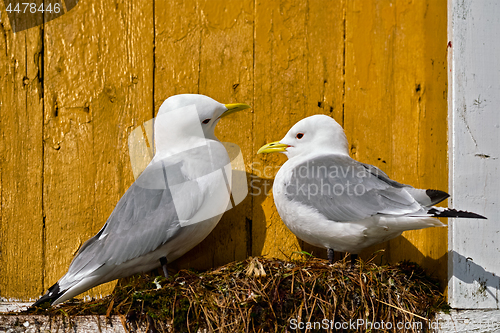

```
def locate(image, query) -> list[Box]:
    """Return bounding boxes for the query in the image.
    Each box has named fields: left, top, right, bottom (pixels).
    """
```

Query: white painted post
left=448, top=0, right=500, bottom=309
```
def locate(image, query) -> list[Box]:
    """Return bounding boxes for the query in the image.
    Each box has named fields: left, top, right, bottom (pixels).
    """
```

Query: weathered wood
left=345, top=0, right=448, bottom=286
left=0, top=0, right=449, bottom=302
left=299, top=0, right=347, bottom=258
left=42, top=0, right=154, bottom=299
left=174, top=0, right=255, bottom=270
left=3, top=311, right=500, bottom=332
left=253, top=0, right=310, bottom=259
left=0, top=2, right=44, bottom=300
left=154, top=0, right=201, bottom=105
left=434, top=309, right=500, bottom=331
left=0, top=303, right=31, bottom=313
left=399, top=0, right=448, bottom=286
left=252, top=0, right=346, bottom=260
left=448, top=0, right=500, bottom=309
left=0, top=315, right=140, bottom=332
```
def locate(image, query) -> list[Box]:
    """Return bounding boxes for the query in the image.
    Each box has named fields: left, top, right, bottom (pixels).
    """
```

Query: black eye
left=296, top=133, right=304, bottom=139
left=202, top=118, right=211, bottom=124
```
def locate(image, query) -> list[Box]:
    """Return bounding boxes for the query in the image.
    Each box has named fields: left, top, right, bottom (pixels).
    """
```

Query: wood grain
left=448, top=0, right=500, bottom=308
left=0, top=0, right=448, bottom=300
left=167, top=0, right=255, bottom=271
left=42, top=0, right=153, bottom=299
left=0, top=3, right=44, bottom=299
left=345, top=0, right=448, bottom=285
left=253, top=0, right=310, bottom=259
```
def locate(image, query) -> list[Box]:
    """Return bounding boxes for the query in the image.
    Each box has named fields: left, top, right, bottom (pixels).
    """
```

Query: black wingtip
left=31, top=282, right=63, bottom=308
left=426, top=189, right=450, bottom=205
left=428, top=208, right=487, bottom=219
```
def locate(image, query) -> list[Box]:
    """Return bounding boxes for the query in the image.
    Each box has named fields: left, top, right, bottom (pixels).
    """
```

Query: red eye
left=296, top=133, right=304, bottom=139
left=202, top=118, right=211, bottom=124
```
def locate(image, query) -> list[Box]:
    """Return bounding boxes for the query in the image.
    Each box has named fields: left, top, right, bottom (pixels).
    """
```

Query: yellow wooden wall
left=0, top=0, right=448, bottom=301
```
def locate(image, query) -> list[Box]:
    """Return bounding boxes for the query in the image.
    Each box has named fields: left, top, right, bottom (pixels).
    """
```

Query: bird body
left=259, top=115, right=485, bottom=256
left=34, top=94, right=250, bottom=306
left=272, top=153, right=445, bottom=254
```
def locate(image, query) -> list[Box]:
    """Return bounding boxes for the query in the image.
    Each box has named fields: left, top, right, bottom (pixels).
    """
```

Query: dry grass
left=27, top=256, right=446, bottom=332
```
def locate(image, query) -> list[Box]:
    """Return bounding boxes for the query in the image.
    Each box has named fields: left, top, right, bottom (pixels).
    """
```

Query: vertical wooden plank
left=449, top=0, right=500, bottom=309
left=0, top=4, right=44, bottom=300
left=154, top=0, right=201, bottom=108
left=0, top=0, right=451, bottom=302
left=253, top=0, right=344, bottom=260
left=404, top=0, right=448, bottom=284
left=253, top=0, right=308, bottom=260
left=168, top=0, right=255, bottom=270
left=345, top=0, right=448, bottom=285
left=344, top=0, right=388, bottom=260
left=300, top=0, right=346, bottom=258
left=154, top=0, right=202, bottom=272
left=196, top=0, right=255, bottom=267
left=344, top=0, right=396, bottom=183
left=306, top=0, right=345, bottom=123
left=252, top=0, right=346, bottom=260
left=43, top=0, right=96, bottom=296
left=43, top=0, right=153, bottom=300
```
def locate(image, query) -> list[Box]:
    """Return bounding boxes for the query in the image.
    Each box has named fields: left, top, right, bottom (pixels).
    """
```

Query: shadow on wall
left=358, top=236, right=499, bottom=299
left=113, top=178, right=500, bottom=301
left=5, top=0, right=80, bottom=32
left=449, top=251, right=500, bottom=305
left=111, top=171, right=269, bottom=291
left=168, top=171, right=269, bottom=271
left=361, top=234, right=449, bottom=289
left=112, top=179, right=500, bottom=307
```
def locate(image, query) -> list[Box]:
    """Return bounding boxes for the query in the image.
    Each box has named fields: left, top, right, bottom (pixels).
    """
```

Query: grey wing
left=358, top=162, right=410, bottom=189
left=66, top=159, right=203, bottom=276
left=285, top=155, right=423, bottom=222
left=359, top=162, right=450, bottom=206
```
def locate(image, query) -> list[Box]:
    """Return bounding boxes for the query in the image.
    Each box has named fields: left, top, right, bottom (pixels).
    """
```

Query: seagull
left=33, top=94, right=251, bottom=306
left=258, top=115, right=486, bottom=265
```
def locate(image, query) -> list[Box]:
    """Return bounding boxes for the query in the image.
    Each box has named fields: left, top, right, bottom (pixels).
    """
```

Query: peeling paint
left=1, top=0, right=450, bottom=303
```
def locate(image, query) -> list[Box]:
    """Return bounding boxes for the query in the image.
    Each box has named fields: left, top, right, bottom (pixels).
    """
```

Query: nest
left=27, top=256, right=446, bottom=332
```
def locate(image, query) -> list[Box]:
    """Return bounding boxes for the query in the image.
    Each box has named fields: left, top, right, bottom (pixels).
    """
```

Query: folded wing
left=285, top=155, right=426, bottom=222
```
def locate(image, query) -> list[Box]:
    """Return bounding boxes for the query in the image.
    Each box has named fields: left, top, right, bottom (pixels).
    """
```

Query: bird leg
left=350, top=254, right=358, bottom=267
left=159, top=256, right=169, bottom=278
left=327, top=248, right=335, bottom=264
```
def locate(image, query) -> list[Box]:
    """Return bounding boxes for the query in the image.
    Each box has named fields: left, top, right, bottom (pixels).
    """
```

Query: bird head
left=154, top=94, right=250, bottom=155
left=258, top=115, right=349, bottom=159
left=157, top=94, right=251, bottom=140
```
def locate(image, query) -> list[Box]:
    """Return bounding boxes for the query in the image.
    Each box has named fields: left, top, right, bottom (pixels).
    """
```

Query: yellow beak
left=220, top=103, right=252, bottom=118
left=257, top=141, right=289, bottom=154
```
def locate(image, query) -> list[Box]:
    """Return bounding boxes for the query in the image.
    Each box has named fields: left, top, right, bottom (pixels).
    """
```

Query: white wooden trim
left=0, top=302, right=31, bottom=313
left=0, top=315, right=133, bottom=332
left=448, top=0, right=500, bottom=309
left=433, top=310, right=500, bottom=332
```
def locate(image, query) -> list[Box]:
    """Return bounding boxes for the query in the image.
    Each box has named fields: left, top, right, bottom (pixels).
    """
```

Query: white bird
left=258, top=115, right=486, bottom=264
left=33, top=94, right=250, bottom=306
